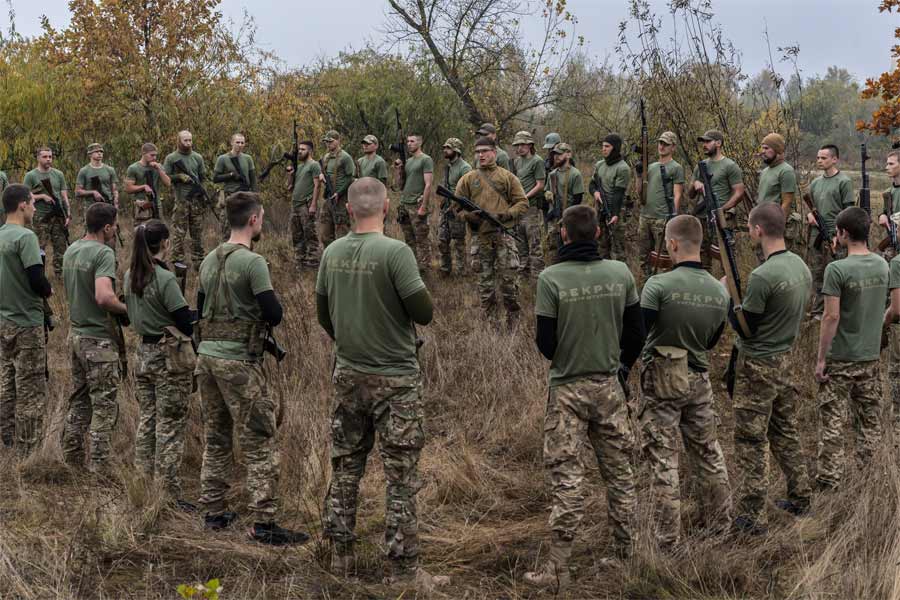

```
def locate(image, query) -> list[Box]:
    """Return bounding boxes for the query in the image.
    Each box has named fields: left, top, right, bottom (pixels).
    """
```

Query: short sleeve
left=534, top=159, right=547, bottom=181
left=891, top=256, right=900, bottom=290
left=213, top=155, right=227, bottom=175
left=378, top=159, right=388, bottom=179
left=390, top=243, right=426, bottom=299
left=571, top=171, right=585, bottom=195
left=821, top=262, right=843, bottom=297
left=163, top=156, right=174, bottom=176
left=58, top=171, right=68, bottom=192
left=840, top=177, right=855, bottom=208
left=640, top=276, right=662, bottom=310
left=535, top=274, right=558, bottom=317
left=248, top=255, right=274, bottom=296
left=728, top=162, right=743, bottom=185
left=315, top=247, right=329, bottom=296
left=741, top=270, right=769, bottom=314
left=161, top=273, right=188, bottom=312
left=673, top=163, right=685, bottom=185
left=19, top=231, right=43, bottom=269
left=95, top=246, right=117, bottom=282
left=311, top=161, right=322, bottom=177
left=76, top=168, right=87, bottom=189
left=780, top=166, right=798, bottom=195
left=125, top=164, right=138, bottom=182
left=422, top=155, right=434, bottom=174
left=197, top=155, right=207, bottom=178
left=108, top=166, right=119, bottom=183
left=624, top=269, right=639, bottom=305
left=342, top=154, right=356, bottom=175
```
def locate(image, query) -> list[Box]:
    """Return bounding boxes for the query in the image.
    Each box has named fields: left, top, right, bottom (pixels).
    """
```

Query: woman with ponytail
left=124, top=219, right=196, bottom=510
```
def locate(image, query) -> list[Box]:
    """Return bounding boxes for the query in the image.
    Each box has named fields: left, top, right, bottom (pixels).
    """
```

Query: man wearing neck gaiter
left=590, top=134, right=631, bottom=261
left=757, top=132, right=801, bottom=257
left=525, top=205, right=644, bottom=591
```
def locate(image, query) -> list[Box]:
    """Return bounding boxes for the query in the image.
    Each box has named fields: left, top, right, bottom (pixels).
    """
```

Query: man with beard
left=164, top=130, right=208, bottom=287
left=357, top=135, right=388, bottom=186
left=590, top=134, right=631, bottom=261
left=23, top=147, right=71, bottom=277
left=319, top=131, right=356, bottom=248
left=124, top=143, right=171, bottom=225
left=512, top=130, right=546, bottom=277
left=285, top=140, right=321, bottom=270
left=437, top=138, right=471, bottom=276
left=544, top=143, right=584, bottom=265
left=395, top=134, right=433, bottom=271
left=756, top=133, right=801, bottom=255
left=636, top=132, right=684, bottom=279
left=213, top=133, right=258, bottom=240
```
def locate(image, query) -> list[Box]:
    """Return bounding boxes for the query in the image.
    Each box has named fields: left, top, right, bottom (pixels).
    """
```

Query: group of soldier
left=1, top=121, right=900, bottom=594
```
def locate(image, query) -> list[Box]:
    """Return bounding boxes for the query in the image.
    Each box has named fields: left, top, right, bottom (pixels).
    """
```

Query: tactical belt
left=200, top=319, right=265, bottom=344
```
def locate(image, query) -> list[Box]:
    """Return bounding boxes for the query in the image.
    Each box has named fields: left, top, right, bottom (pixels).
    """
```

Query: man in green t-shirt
left=757, top=132, right=802, bottom=254
left=23, top=146, right=71, bottom=277
left=806, top=144, right=855, bottom=316
left=437, top=137, right=471, bottom=276
left=195, top=191, right=307, bottom=546
left=61, top=203, right=127, bottom=471
left=544, top=143, right=584, bottom=265
left=639, top=214, right=730, bottom=547
left=727, top=203, right=812, bottom=534
left=877, top=150, right=900, bottom=259
left=590, top=133, right=631, bottom=261
left=75, top=143, right=119, bottom=218
left=163, top=130, right=208, bottom=285
left=526, top=205, right=643, bottom=591
left=284, top=140, right=321, bottom=270
left=395, top=134, right=433, bottom=271
left=212, top=133, right=258, bottom=240
left=512, top=130, right=546, bottom=278
left=124, top=143, right=171, bottom=225
left=319, top=130, right=356, bottom=249
left=637, top=131, right=685, bottom=279
left=357, top=135, right=388, bottom=185
left=815, top=207, right=888, bottom=490
left=0, top=184, right=53, bottom=454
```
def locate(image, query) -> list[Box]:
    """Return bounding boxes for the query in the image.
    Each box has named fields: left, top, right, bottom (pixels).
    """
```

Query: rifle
left=801, top=191, right=830, bottom=253
left=90, top=175, right=125, bottom=247
left=543, top=170, right=560, bottom=223
left=258, top=120, right=299, bottom=183
left=144, top=167, right=160, bottom=219
left=173, top=159, right=219, bottom=221
left=264, top=324, right=287, bottom=362
left=699, top=160, right=750, bottom=338
left=649, top=164, right=677, bottom=274
left=319, top=157, right=336, bottom=201
left=39, top=178, right=70, bottom=244
left=390, top=108, right=408, bottom=189
left=640, top=98, right=649, bottom=207
left=592, top=175, right=614, bottom=230
left=879, top=190, right=900, bottom=253
left=859, top=143, right=871, bottom=216
left=435, top=184, right=525, bottom=243
left=228, top=155, right=251, bottom=191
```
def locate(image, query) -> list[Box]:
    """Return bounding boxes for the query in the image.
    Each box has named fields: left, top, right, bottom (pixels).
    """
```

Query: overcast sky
left=8, top=0, right=897, bottom=82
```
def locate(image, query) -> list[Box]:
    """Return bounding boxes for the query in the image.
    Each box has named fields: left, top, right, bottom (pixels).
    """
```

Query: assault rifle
left=544, top=170, right=560, bottom=222
left=639, top=98, right=649, bottom=207
left=390, top=108, right=408, bottom=189
left=264, top=324, right=287, bottom=363
left=879, top=190, right=900, bottom=254
left=435, top=185, right=525, bottom=243
left=258, top=120, right=299, bottom=183
left=173, top=159, right=219, bottom=221
left=589, top=175, right=614, bottom=231
left=39, top=178, right=70, bottom=244
left=144, top=167, right=160, bottom=219
left=90, top=176, right=125, bottom=247
left=228, top=155, right=251, bottom=191
left=801, top=191, right=830, bottom=253
left=649, top=164, right=676, bottom=274
left=319, top=157, right=336, bottom=200
left=859, top=143, right=871, bottom=216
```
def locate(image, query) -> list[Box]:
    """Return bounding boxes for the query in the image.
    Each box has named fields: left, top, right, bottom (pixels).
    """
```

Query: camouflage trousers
left=732, top=351, right=810, bottom=522
left=807, top=235, right=844, bottom=316
left=516, top=206, right=545, bottom=277
left=62, top=335, right=121, bottom=469
left=291, top=204, right=320, bottom=269
left=0, top=323, right=47, bottom=454
left=470, top=232, right=481, bottom=272
left=171, top=190, right=206, bottom=268
left=397, top=202, right=430, bottom=270
left=324, top=367, right=425, bottom=571
left=890, top=324, right=900, bottom=445
left=134, top=342, right=192, bottom=496
left=640, top=370, right=731, bottom=545
left=215, top=190, right=231, bottom=241
left=477, top=230, right=520, bottom=321
left=319, top=194, right=350, bottom=249
left=816, top=359, right=883, bottom=489
left=638, top=216, right=667, bottom=279
left=33, top=213, right=68, bottom=277
left=599, top=219, right=625, bottom=261
left=544, top=375, right=636, bottom=556
left=197, top=355, right=279, bottom=521
left=544, top=220, right=562, bottom=266
left=437, top=206, right=467, bottom=275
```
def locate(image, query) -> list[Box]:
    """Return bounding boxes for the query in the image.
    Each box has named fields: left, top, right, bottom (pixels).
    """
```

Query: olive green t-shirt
left=591, top=159, right=631, bottom=215
left=213, top=153, right=256, bottom=195
left=323, top=149, right=356, bottom=197
left=514, top=154, right=547, bottom=202
left=198, top=243, right=274, bottom=361
left=444, top=157, right=472, bottom=191
left=641, top=264, right=728, bottom=371
left=401, top=153, right=434, bottom=204
left=292, top=159, right=322, bottom=209
left=692, top=157, right=743, bottom=206
left=23, top=168, right=68, bottom=219
left=357, top=154, right=388, bottom=183
left=822, top=253, right=889, bottom=362
left=809, top=171, right=854, bottom=237
left=536, top=259, right=639, bottom=386
left=63, top=239, right=118, bottom=339
left=0, top=224, right=44, bottom=327
left=163, top=150, right=206, bottom=194
left=645, top=160, right=685, bottom=219
left=548, top=166, right=584, bottom=213
left=496, top=148, right=511, bottom=171
left=316, top=232, right=426, bottom=376
left=736, top=250, right=811, bottom=358
left=125, top=162, right=160, bottom=202
left=890, top=254, right=900, bottom=290
left=124, top=264, right=188, bottom=337
left=76, top=164, right=118, bottom=205
left=757, top=161, right=798, bottom=205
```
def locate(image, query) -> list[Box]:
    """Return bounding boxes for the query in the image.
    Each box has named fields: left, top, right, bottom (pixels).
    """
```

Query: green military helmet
left=512, top=131, right=535, bottom=146
left=442, top=138, right=464, bottom=153
left=543, top=132, right=561, bottom=150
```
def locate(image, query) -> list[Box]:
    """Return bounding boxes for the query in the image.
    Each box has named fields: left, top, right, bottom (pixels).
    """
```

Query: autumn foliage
left=858, top=0, right=900, bottom=136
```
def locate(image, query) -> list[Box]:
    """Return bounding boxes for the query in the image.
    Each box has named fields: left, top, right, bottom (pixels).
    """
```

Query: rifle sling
left=201, top=245, right=265, bottom=344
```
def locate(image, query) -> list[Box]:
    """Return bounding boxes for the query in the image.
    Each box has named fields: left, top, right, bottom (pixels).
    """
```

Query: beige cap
left=658, top=131, right=677, bottom=146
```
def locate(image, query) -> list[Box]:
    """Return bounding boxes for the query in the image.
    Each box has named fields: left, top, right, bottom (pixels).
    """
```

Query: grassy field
left=1, top=182, right=900, bottom=599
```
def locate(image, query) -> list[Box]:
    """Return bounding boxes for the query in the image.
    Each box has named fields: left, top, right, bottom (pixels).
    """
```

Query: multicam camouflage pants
left=470, top=232, right=481, bottom=272
left=134, top=342, right=192, bottom=496
left=477, top=230, right=520, bottom=321
left=598, top=218, right=625, bottom=261
left=638, top=216, right=667, bottom=279
left=732, top=351, right=810, bottom=522
left=437, top=206, right=467, bottom=275
left=62, top=335, right=121, bottom=469
left=816, top=359, right=883, bottom=489
left=807, top=237, right=845, bottom=316
left=544, top=375, right=636, bottom=556
left=171, top=188, right=206, bottom=269
left=397, top=202, right=430, bottom=271
left=291, top=204, right=320, bottom=269
left=323, top=367, right=425, bottom=571
left=197, top=354, right=280, bottom=521
left=215, top=190, right=231, bottom=241
left=640, top=370, right=731, bottom=545
left=0, top=323, right=47, bottom=453
left=319, top=194, right=350, bottom=249
left=33, top=213, right=68, bottom=277
left=544, top=220, right=562, bottom=266
left=516, top=206, right=545, bottom=276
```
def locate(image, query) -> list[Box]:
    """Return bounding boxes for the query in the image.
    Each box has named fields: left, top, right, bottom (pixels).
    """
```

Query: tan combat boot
left=524, top=540, right=572, bottom=592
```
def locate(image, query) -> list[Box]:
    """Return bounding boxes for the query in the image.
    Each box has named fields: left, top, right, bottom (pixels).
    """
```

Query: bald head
left=666, top=215, right=703, bottom=251
left=177, top=130, right=193, bottom=152
left=348, top=177, right=388, bottom=218
left=178, top=130, right=191, bottom=141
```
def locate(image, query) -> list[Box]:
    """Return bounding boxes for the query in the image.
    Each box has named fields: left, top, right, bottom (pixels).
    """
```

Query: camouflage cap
left=474, top=136, right=496, bottom=148
left=551, top=142, right=572, bottom=154
left=476, top=123, right=497, bottom=135
left=86, top=143, right=104, bottom=154
left=658, top=131, right=678, bottom=145
left=512, top=130, right=534, bottom=146
left=322, top=130, right=341, bottom=142
left=543, top=132, right=561, bottom=149
left=361, top=134, right=379, bottom=145
left=442, top=137, right=464, bottom=153
left=697, top=130, right=724, bottom=143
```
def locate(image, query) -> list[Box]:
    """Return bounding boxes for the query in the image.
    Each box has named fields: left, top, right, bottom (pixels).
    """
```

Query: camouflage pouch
left=648, top=345, right=690, bottom=400
left=163, top=326, right=197, bottom=374
left=247, top=322, right=266, bottom=358
left=784, top=211, right=802, bottom=242
left=134, top=200, right=154, bottom=222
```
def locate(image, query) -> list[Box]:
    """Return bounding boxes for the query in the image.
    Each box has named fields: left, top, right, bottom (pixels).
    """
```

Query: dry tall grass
left=1, top=192, right=899, bottom=599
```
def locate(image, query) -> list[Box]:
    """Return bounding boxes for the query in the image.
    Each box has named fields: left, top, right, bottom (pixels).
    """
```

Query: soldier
left=195, top=191, right=306, bottom=545
left=544, top=143, right=584, bottom=265
left=437, top=138, right=471, bottom=276
left=163, top=130, right=207, bottom=286
left=75, top=143, right=119, bottom=217
left=316, top=177, right=447, bottom=592
left=318, top=130, right=355, bottom=249
left=525, top=205, right=643, bottom=591
left=882, top=150, right=900, bottom=441
left=814, top=207, right=888, bottom=490
left=125, top=219, right=195, bottom=508
left=286, top=140, right=321, bottom=270
left=636, top=132, right=684, bottom=279
left=213, top=133, right=258, bottom=240
left=728, top=203, right=812, bottom=534
left=687, top=130, right=745, bottom=270
left=61, top=203, right=127, bottom=472
left=357, top=135, right=388, bottom=186
left=395, top=133, right=433, bottom=271
left=124, top=143, right=170, bottom=225
left=23, top=147, right=71, bottom=278
left=476, top=123, right=510, bottom=170
left=454, top=137, right=528, bottom=329
left=757, top=132, right=801, bottom=254
left=639, top=215, right=731, bottom=548
left=511, top=130, right=546, bottom=277
left=877, top=150, right=900, bottom=256
left=0, top=184, right=52, bottom=453
left=806, top=145, right=854, bottom=317
left=590, top=134, right=630, bottom=261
